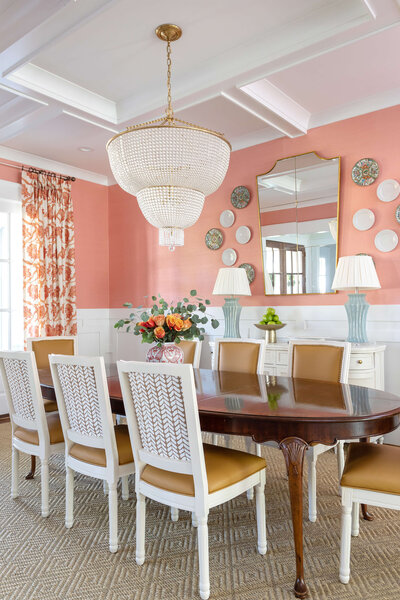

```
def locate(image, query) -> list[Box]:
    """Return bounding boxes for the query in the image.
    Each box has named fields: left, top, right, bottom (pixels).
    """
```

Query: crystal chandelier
left=106, top=24, right=231, bottom=250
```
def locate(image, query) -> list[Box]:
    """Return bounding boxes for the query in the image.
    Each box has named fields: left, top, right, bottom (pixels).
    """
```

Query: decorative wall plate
left=352, top=208, right=375, bottom=231
left=235, top=225, right=251, bottom=244
left=374, top=229, right=398, bottom=253
left=377, top=179, right=400, bottom=202
left=222, top=248, right=237, bottom=266
left=231, top=186, right=250, bottom=209
left=205, top=228, right=223, bottom=250
left=351, top=158, right=379, bottom=186
left=239, top=263, right=255, bottom=283
left=219, top=209, right=235, bottom=228
left=396, top=204, right=400, bottom=224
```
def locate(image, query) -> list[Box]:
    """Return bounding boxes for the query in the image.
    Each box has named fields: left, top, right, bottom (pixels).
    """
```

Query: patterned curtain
left=22, top=170, right=77, bottom=339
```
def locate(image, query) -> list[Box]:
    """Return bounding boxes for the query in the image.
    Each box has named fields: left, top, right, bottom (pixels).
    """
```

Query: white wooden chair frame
left=0, top=350, right=64, bottom=517
left=211, top=338, right=266, bottom=374
left=117, top=360, right=267, bottom=600
left=340, top=482, right=400, bottom=583
left=288, top=339, right=351, bottom=522
left=27, top=335, right=78, bottom=354
left=49, top=354, right=134, bottom=553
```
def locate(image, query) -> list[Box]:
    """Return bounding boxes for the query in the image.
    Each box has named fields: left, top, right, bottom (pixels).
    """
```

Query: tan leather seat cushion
left=43, top=398, right=58, bottom=412
left=69, top=425, right=134, bottom=466
left=141, top=443, right=266, bottom=496
left=31, top=339, right=75, bottom=369
left=218, top=342, right=260, bottom=374
left=179, top=340, right=196, bottom=365
left=292, top=345, right=343, bottom=383
left=14, top=412, right=64, bottom=445
left=341, top=442, right=400, bottom=495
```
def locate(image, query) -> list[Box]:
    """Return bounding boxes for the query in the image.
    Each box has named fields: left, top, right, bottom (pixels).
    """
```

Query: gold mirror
left=257, top=151, right=340, bottom=295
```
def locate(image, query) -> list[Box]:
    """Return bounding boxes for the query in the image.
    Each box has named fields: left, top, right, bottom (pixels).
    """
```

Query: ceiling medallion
left=106, top=24, right=231, bottom=250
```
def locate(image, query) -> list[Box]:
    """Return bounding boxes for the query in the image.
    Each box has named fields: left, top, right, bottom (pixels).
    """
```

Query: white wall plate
left=374, top=229, right=398, bottom=252
left=353, top=208, right=375, bottom=231
left=222, top=248, right=237, bottom=266
left=219, top=209, right=235, bottom=228
left=235, top=225, right=251, bottom=244
left=377, top=179, right=400, bottom=202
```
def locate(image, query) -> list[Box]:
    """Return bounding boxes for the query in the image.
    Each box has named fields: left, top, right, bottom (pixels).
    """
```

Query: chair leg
left=255, top=478, right=267, bottom=555
left=192, top=512, right=198, bottom=527
left=170, top=506, right=179, bottom=521
left=65, top=467, right=74, bottom=528
left=246, top=488, right=254, bottom=501
left=136, top=492, right=146, bottom=565
left=41, top=458, right=49, bottom=518
left=108, top=482, right=118, bottom=553
left=351, top=502, right=359, bottom=537
left=339, top=491, right=352, bottom=584
left=103, top=480, right=108, bottom=495
left=11, top=446, right=19, bottom=498
left=337, top=441, right=345, bottom=495
left=307, top=450, right=317, bottom=522
left=121, top=476, right=129, bottom=500
left=197, top=516, right=210, bottom=600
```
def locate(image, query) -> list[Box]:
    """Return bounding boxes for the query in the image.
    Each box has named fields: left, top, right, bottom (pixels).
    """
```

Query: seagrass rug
left=0, top=422, right=399, bottom=600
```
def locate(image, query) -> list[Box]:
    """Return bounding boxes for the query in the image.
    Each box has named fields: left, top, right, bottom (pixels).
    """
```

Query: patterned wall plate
left=231, top=186, right=250, bottom=209
left=396, top=204, right=400, bottom=224
left=239, top=263, right=255, bottom=283
left=351, top=158, right=379, bottom=186
left=205, top=228, right=223, bottom=250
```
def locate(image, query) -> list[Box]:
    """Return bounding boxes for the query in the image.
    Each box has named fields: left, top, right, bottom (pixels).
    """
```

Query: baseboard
left=0, top=413, right=10, bottom=423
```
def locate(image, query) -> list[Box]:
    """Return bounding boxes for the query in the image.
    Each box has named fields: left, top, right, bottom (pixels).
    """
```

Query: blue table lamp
left=212, top=267, right=251, bottom=338
left=331, top=255, right=380, bottom=343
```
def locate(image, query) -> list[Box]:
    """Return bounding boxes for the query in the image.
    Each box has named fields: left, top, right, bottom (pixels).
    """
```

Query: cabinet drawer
left=277, top=351, right=288, bottom=366
left=350, top=353, right=374, bottom=370
left=348, top=371, right=376, bottom=389
left=276, top=365, right=289, bottom=376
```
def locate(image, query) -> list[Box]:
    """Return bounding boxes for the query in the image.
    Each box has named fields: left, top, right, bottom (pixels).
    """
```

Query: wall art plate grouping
left=352, top=208, right=375, bottom=231
left=205, top=228, right=223, bottom=250
left=351, top=158, right=379, bottom=186
left=231, top=186, right=250, bottom=209
left=239, top=263, right=255, bottom=283
left=374, top=229, right=398, bottom=253
left=222, top=248, right=237, bottom=266
left=377, top=179, right=400, bottom=203
left=219, top=209, right=235, bottom=228
left=235, top=225, right=251, bottom=244
left=395, top=204, right=400, bottom=224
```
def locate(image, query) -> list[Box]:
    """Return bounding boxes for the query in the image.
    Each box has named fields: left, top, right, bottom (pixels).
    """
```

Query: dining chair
left=288, top=340, right=351, bottom=522
left=117, top=360, right=267, bottom=600
left=339, top=441, right=400, bottom=584
left=0, top=351, right=65, bottom=517
left=212, top=338, right=265, bottom=374
left=179, top=339, right=202, bottom=368
left=49, top=354, right=135, bottom=553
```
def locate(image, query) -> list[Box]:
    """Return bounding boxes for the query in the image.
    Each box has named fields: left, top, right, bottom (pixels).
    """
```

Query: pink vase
left=146, top=342, right=184, bottom=364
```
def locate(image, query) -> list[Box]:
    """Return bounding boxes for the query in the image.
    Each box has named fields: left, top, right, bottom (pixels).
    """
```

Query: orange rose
left=154, top=326, right=166, bottom=339
left=153, top=315, right=165, bottom=327
left=166, top=314, right=176, bottom=328
left=173, top=318, right=184, bottom=331
left=182, top=319, right=192, bottom=331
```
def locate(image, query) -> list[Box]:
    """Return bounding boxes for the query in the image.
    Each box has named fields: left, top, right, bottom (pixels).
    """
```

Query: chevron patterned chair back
left=0, top=351, right=65, bottom=517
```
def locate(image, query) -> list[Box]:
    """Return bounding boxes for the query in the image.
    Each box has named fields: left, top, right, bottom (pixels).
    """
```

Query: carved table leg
left=25, top=455, right=36, bottom=480
left=359, top=437, right=374, bottom=521
left=280, top=437, right=309, bottom=599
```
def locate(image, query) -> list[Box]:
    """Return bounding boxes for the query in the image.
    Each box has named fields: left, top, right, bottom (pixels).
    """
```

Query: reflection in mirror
left=257, top=152, right=340, bottom=295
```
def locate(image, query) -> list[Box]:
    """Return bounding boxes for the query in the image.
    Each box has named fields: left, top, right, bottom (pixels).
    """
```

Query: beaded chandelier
left=106, top=24, right=231, bottom=250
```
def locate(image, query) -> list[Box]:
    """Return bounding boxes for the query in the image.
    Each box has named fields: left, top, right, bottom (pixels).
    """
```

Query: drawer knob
left=357, top=359, right=363, bottom=364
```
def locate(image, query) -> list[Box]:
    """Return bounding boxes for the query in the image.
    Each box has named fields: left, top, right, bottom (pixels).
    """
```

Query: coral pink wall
left=260, top=202, right=337, bottom=226
left=109, top=105, right=400, bottom=307
left=0, top=161, right=109, bottom=308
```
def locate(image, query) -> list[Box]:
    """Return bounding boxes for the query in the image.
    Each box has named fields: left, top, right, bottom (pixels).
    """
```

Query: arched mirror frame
left=256, top=151, right=341, bottom=296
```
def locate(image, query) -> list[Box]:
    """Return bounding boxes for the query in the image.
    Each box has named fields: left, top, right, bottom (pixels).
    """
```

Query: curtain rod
left=0, top=160, right=76, bottom=182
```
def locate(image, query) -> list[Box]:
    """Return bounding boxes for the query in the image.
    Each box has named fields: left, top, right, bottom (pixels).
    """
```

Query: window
left=265, top=240, right=306, bottom=294
left=0, top=183, right=23, bottom=351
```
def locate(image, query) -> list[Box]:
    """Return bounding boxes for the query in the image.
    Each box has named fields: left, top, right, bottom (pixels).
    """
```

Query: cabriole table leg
left=280, top=436, right=309, bottom=599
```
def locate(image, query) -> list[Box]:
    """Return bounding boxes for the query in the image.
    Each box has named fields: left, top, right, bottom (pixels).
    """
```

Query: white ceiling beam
left=0, top=0, right=119, bottom=77
left=0, top=104, right=61, bottom=143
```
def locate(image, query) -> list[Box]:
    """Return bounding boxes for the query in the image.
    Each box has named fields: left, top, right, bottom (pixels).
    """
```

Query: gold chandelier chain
left=166, top=40, right=173, bottom=120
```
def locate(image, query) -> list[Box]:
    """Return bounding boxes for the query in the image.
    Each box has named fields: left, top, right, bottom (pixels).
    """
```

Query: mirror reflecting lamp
left=213, top=268, right=251, bottom=338
left=332, top=255, right=381, bottom=343
left=106, top=24, right=231, bottom=250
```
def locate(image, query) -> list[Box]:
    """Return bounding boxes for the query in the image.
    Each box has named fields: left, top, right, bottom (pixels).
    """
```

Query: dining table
left=38, top=366, right=400, bottom=599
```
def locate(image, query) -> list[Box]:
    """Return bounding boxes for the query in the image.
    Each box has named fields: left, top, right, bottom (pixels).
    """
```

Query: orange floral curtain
left=22, top=170, right=77, bottom=339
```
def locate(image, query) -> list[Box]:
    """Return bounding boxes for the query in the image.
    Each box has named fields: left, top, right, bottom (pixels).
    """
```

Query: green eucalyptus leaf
left=199, top=335, right=205, bottom=341
left=152, top=296, right=157, bottom=301
left=205, top=299, right=210, bottom=305
left=190, top=289, right=197, bottom=296
left=123, top=302, right=132, bottom=307
left=211, top=319, right=219, bottom=329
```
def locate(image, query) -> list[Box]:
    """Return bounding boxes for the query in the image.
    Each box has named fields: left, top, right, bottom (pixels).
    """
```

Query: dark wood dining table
left=39, top=367, right=400, bottom=598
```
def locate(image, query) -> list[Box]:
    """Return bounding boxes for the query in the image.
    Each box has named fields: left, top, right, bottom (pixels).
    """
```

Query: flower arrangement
left=114, top=290, right=219, bottom=346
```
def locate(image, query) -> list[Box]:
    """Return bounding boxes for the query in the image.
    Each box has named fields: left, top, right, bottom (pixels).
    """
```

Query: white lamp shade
left=213, top=268, right=251, bottom=296
left=332, top=255, right=381, bottom=291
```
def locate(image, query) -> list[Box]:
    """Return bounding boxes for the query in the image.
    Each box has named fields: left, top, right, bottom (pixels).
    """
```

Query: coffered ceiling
left=0, top=0, right=398, bottom=184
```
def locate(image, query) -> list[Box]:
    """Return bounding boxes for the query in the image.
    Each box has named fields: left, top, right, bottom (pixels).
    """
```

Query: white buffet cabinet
left=209, top=340, right=386, bottom=391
